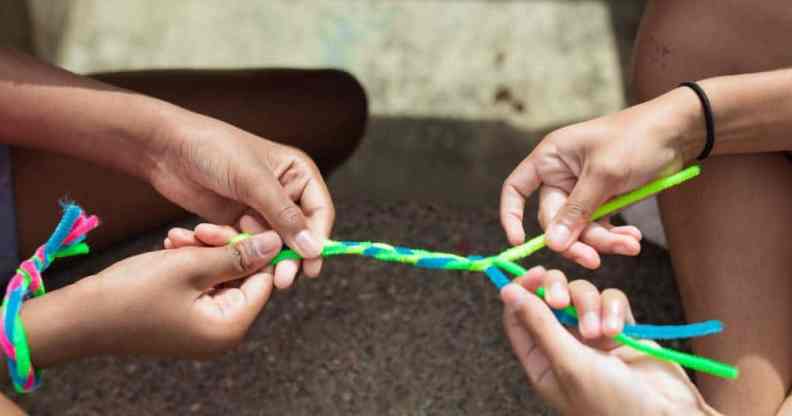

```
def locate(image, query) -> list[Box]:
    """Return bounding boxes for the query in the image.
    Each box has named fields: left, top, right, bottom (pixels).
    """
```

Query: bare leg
left=634, top=2, right=792, bottom=414
left=12, top=68, right=367, bottom=255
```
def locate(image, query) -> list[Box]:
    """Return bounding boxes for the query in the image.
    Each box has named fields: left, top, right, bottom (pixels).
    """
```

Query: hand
left=164, top=222, right=305, bottom=289
left=501, top=267, right=719, bottom=416
left=146, top=112, right=333, bottom=288
left=82, top=232, right=279, bottom=358
left=500, top=88, right=703, bottom=268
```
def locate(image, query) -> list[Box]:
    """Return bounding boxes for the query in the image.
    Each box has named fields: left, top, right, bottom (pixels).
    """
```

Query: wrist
left=648, top=86, right=708, bottom=165
left=119, top=95, right=189, bottom=180
left=18, top=276, right=109, bottom=370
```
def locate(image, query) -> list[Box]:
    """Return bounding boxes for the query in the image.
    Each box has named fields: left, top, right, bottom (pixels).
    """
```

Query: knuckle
left=227, top=244, right=250, bottom=273
left=276, top=204, right=305, bottom=230
left=562, top=200, right=591, bottom=221
left=591, top=162, right=630, bottom=185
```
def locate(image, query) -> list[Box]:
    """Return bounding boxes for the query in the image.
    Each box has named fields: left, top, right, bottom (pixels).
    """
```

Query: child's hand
left=499, top=91, right=699, bottom=268
left=86, top=231, right=281, bottom=359
left=164, top=223, right=299, bottom=290
left=149, top=117, right=332, bottom=288
left=501, top=267, right=719, bottom=416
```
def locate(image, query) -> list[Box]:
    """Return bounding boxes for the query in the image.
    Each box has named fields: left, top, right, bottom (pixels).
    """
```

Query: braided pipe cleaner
left=252, top=165, right=738, bottom=379
left=0, top=203, right=99, bottom=392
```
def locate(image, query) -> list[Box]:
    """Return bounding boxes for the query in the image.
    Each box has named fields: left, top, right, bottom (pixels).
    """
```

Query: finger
left=163, top=238, right=173, bottom=249
left=299, top=168, right=333, bottom=278
left=168, top=227, right=201, bottom=248
left=190, top=231, right=283, bottom=289
left=537, top=185, right=567, bottom=230
left=194, top=223, right=241, bottom=247
left=238, top=165, right=322, bottom=259
left=514, top=265, right=546, bottom=293
left=302, top=258, right=323, bottom=278
left=542, top=270, right=569, bottom=309
left=546, top=173, right=612, bottom=252
left=609, top=225, right=642, bottom=241
left=214, top=270, right=275, bottom=328
left=577, top=222, right=641, bottom=257
left=502, top=305, right=565, bottom=408
left=239, top=204, right=311, bottom=280
left=568, top=280, right=602, bottom=339
left=501, top=158, right=541, bottom=245
left=501, top=283, right=589, bottom=377
left=560, top=241, right=601, bottom=270
left=274, top=259, right=299, bottom=289
left=601, top=289, right=631, bottom=337
left=540, top=187, right=602, bottom=268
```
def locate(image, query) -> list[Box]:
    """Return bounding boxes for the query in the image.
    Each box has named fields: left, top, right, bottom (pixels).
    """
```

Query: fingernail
left=547, top=224, right=570, bottom=248
left=582, top=312, right=599, bottom=336
left=550, top=282, right=566, bottom=303
left=295, top=230, right=322, bottom=257
left=250, top=233, right=280, bottom=259
left=605, top=303, right=621, bottom=332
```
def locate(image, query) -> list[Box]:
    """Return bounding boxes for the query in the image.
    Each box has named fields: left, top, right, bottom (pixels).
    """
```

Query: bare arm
left=677, top=68, right=792, bottom=160
left=0, top=48, right=330, bottom=277
left=501, top=67, right=792, bottom=264
left=0, top=48, right=169, bottom=177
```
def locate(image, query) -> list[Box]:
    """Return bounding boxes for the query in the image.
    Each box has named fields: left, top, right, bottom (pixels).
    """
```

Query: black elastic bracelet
left=679, top=82, right=715, bottom=160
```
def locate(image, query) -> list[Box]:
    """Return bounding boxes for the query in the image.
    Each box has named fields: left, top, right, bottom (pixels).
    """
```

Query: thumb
left=238, top=167, right=323, bottom=260
left=191, top=231, right=282, bottom=289
left=545, top=173, right=611, bottom=251
left=500, top=283, right=588, bottom=374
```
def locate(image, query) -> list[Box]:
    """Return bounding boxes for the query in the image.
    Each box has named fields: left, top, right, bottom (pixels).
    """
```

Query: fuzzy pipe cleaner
left=258, top=165, right=739, bottom=379
left=0, top=203, right=99, bottom=392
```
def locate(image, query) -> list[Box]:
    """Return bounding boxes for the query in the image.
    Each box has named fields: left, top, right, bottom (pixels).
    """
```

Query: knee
left=317, top=69, right=368, bottom=151
left=297, top=69, right=368, bottom=172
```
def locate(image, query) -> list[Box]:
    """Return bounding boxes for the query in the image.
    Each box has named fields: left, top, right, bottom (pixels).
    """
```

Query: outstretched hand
left=501, top=267, right=718, bottom=416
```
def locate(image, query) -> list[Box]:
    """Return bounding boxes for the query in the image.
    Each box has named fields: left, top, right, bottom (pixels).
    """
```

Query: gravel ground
left=9, top=199, right=685, bottom=415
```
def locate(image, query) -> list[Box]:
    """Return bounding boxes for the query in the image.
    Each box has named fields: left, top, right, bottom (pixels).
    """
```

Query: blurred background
left=3, top=0, right=647, bottom=210
left=2, top=2, right=679, bottom=416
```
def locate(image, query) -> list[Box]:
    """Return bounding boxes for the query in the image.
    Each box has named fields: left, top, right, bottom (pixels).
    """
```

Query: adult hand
left=500, top=87, right=703, bottom=268
left=501, top=267, right=718, bottom=416
left=147, top=112, right=333, bottom=288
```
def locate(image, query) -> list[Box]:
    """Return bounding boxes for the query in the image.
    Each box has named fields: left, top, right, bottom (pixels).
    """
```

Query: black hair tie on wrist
left=679, top=81, right=715, bottom=161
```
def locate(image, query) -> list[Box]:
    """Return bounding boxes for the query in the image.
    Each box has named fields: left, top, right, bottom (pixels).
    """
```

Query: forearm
left=671, top=68, right=792, bottom=161
left=0, top=277, right=105, bottom=384
left=0, top=48, right=180, bottom=177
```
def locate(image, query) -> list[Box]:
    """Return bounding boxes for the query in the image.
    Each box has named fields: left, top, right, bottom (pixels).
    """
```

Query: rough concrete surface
left=12, top=200, right=684, bottom=416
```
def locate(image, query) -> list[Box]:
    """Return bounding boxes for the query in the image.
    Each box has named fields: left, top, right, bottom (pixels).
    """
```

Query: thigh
left=634, top=1, right=792, bottom=414
left=12, top=68, right=367, bottom=255
left=660, top=154, right=792, bottom=414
